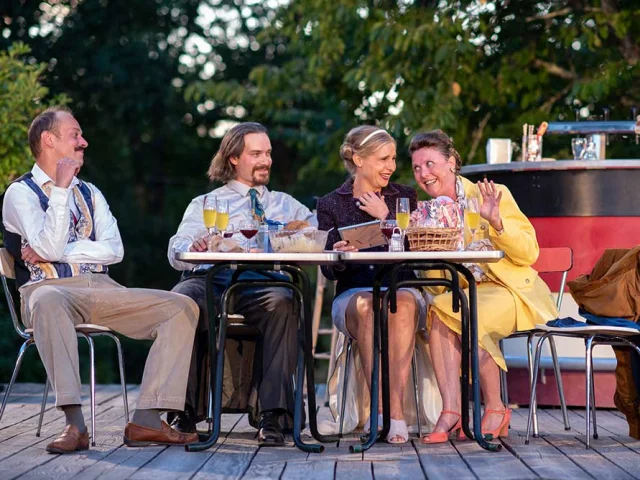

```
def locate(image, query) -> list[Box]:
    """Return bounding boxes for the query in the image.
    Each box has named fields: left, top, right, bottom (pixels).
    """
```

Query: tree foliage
left=190, top=0, right=640, bottom=190
left=0, top=42, right=67, bottom=192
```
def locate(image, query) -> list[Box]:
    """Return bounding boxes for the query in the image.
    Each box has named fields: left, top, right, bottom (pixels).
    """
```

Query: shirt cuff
left=48, top=185, right=73, bottom=205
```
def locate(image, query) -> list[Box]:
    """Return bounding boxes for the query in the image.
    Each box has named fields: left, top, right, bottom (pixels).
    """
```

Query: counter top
left=461, top=159, right=640, bottom=175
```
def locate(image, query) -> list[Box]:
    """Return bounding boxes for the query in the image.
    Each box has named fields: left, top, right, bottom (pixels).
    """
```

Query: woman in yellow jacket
left=409, top=130, right=559, bottom=443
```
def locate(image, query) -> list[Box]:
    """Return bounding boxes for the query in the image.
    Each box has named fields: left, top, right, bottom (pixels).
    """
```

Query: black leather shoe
left=169, top=407, right=197, bottom=434
left=257, top=410, right=284, bottom=446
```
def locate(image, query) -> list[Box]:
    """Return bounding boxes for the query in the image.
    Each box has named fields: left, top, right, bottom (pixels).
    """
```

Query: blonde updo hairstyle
left=339, top=126, right=396, bottom=176
left=408, top=129, right=462, bottom=174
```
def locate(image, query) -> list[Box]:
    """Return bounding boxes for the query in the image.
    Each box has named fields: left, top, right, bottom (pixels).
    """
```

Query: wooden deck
left=1, top=383, right=639, bottom=479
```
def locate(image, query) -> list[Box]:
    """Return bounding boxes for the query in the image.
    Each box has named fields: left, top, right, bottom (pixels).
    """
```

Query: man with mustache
left=1, top=106, right=200, bottom=453
left=168, top=122, right=316, bottom=445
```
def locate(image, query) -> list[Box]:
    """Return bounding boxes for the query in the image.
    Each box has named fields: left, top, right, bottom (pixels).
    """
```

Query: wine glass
left=215, top=198, right=230, bottom=233
left=465, top=197, right=480, bottom=243
left=380, top=219, right=397, bottom=251
left=222, top=223, right=235, bottom=239
left=239, top=219, right=259, bottom=253
left=396, top=197, right=410, bottom=238
left=203, top=195, right=217, bottom=235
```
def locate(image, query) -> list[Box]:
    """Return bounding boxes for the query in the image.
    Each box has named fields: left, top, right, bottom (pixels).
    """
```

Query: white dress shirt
left=168, top=180, right=317, bottom=271
left=2, top=164, right=124, bottom=265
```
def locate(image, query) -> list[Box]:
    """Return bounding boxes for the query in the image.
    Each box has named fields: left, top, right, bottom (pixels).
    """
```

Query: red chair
left=499, top=247, right=573, bottom=436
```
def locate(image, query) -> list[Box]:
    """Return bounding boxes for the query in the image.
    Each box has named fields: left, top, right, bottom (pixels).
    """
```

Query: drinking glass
left=215, top=199, right=230, bottom=232
left=380, top=219, right=398, bottom=251
left=571, top=138, right=587, bottom=160
left=465, top=197, right=480, bottom=242
left=203, top=195, right=217, bottom=235
left=239, top=219, right=259, bottom=253
left=222, top=223, right=235, bottom=239
left=396, top=197, right=410, bottom=229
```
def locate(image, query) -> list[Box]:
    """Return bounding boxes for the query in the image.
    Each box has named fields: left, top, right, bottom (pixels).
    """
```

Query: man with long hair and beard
left=167, top=122, right=316, bottom=446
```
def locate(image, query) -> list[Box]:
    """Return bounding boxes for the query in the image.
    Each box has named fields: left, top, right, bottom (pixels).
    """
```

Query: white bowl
left=268, top=230, right=329, bottom=253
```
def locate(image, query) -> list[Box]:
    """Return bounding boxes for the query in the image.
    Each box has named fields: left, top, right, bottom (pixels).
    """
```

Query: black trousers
left=171, top=269, right=298, bottom=429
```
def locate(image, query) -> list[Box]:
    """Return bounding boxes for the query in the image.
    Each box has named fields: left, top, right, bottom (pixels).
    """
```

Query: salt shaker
left=389, top=227, right=404, bottom=252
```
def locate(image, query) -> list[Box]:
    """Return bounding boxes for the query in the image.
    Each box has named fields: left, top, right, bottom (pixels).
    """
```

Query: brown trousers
left=20, top=274, right=198, bottom=411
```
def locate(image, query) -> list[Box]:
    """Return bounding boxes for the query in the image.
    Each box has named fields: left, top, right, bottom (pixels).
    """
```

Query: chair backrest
left=533, top=247, right=573, bottom=310
left=0, top=247, right=30, bottom=339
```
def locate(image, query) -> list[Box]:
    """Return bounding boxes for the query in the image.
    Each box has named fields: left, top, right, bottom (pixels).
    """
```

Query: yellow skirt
left=429, top=281, right=517, bottom=371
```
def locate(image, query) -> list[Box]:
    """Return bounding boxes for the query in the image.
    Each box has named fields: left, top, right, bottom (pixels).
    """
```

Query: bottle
left=389, top=227, right=404, bottom=252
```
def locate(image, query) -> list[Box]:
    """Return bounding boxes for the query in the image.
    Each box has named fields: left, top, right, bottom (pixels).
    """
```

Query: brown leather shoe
left=46, top=424, right=89, bottom=454
left=123, top=421, right=198, bottom=447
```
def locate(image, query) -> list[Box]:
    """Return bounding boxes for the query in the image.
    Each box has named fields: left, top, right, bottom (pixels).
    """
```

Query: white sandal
left=386, top=419, right=409, bottom=444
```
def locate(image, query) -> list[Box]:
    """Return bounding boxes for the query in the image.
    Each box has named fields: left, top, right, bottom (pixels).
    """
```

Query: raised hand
left=55, top=157, right=82, bottom=188
left=477, top=179, right=503, bottom=231
left=357, top=192, right=389, bottom=220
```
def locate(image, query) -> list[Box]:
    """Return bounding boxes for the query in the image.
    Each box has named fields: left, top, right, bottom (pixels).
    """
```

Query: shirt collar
left=226, top=180, right=267, bottom=198
left=335, top=176, right=401, bottom=197
left=31, top=163, right=79, bottom=189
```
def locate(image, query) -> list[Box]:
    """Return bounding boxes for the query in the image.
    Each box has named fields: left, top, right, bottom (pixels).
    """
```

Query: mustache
left=252, top=165, right=270, bottom=173
left=75, top=147, right=86, bottom=152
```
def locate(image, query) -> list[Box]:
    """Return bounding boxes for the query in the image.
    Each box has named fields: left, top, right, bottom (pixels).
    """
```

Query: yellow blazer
left=459, top=176, right=558, bottom=331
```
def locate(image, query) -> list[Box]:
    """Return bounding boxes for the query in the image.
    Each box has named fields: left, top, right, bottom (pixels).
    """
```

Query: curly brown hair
left=408, top=129, right=462, bottom=174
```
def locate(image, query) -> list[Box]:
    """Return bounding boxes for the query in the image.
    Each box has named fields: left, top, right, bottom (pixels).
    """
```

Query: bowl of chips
left=268, top=229, right=329, bottom=253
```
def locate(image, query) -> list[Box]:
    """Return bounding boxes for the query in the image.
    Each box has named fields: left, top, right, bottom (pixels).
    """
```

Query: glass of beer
left=203, top=195, right=217, bottom=235
left=215, top=199, right=230, bottom=232
left=465, top=197, right=480, bottom=242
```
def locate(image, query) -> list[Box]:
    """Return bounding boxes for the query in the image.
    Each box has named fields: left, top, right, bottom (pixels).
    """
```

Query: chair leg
left=325, top=327, right=339, bottom=407
left=85, top=335, right=97, bottom=447
left=549, top=336, right=570, bottom=430
left=111, top=334, right=129, bottom=423
left=585, top=336, right=595, bottom=448
left=339, top=339, right=353, bottom=438
left=499, top=339, right=509, bottom=406
left=526, top=333, right=548, bottom=444
left=590, top=352, right=598, bottom=440
left=411, top=347, right=421, bottom=437
left=526, top=333, right=539, bottom=437
left=36, top=379, right=50, bottom=437
left=0, top=339, right=34, bottom=422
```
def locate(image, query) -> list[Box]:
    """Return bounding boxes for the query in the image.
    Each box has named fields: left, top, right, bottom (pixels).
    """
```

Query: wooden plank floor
left=1, top=384, right=639, bottom=479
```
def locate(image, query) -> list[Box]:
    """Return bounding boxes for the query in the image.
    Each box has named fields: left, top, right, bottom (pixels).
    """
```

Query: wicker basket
left=406, top=227, right=461, bottom=252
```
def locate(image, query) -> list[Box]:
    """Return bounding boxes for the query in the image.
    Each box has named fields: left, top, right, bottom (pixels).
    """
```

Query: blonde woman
left=317, top=126, right=440, bottom=443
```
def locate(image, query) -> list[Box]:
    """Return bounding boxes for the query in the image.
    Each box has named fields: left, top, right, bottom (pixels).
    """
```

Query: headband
left=359, top=129, right=388, bottom=147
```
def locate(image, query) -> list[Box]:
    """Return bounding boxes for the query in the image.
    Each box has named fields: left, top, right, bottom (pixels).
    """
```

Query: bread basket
left=406, top=227, right=460, bottom=252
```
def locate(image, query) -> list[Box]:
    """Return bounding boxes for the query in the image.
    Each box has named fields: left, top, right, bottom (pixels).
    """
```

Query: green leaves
left=0, top=42, right=68, bottom=192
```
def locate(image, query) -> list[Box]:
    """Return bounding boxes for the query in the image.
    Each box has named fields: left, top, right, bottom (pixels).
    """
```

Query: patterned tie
left=249, top=188, right=265, bottom=222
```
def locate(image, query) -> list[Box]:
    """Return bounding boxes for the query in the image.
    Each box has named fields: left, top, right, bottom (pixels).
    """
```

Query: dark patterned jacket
left=317, top=177, right=417, bottom=297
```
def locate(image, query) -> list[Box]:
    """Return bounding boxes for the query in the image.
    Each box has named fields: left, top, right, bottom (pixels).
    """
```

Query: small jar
left=389, top=227, right=404, bottom=252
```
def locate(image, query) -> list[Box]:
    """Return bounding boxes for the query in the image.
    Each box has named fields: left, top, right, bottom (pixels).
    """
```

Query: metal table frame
left=340, top=251, right=505, bottom=452
left=174, top=252, right=341, bottom=453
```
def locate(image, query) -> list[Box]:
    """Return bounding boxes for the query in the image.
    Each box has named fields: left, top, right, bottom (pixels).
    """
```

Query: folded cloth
left=546, top=311, right=640, bottom=331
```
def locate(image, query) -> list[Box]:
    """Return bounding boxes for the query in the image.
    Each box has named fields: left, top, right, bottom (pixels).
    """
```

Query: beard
left=252, top=166, right=271, bottom=186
